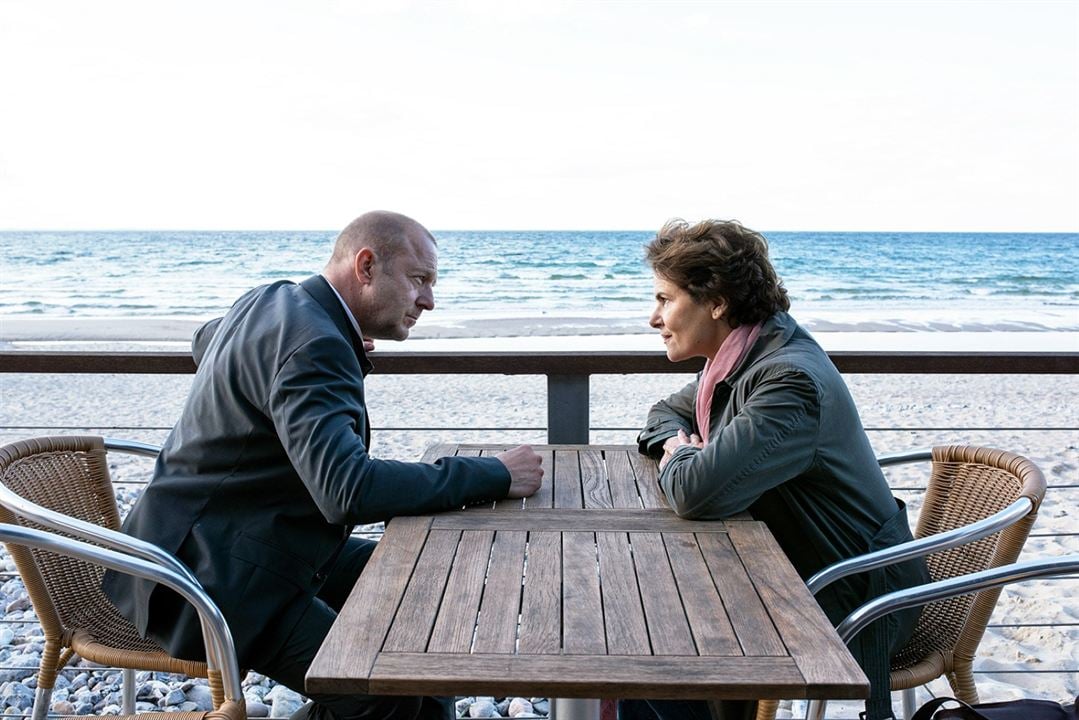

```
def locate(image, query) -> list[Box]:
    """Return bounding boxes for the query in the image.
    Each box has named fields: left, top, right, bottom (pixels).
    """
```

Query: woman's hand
left=659, top=429, right=704, bottom=471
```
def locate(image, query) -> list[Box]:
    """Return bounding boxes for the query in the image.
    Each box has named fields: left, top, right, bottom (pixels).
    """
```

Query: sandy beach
left=0, top=318, right=1075, bottom=715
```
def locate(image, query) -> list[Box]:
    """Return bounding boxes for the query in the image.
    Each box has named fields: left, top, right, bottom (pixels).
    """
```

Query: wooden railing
left=2, top=350, right=1077, bottom=443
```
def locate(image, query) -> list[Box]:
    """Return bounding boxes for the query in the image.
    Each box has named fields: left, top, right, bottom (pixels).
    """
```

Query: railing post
left=547, top=374, right=589, bottom=444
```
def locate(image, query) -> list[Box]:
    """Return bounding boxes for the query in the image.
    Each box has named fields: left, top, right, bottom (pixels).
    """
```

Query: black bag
left=911, top=696, right=1078, bottom=720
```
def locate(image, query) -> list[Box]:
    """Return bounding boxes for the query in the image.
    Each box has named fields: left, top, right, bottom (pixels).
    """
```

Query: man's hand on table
left=659, top=429, right=704, bottom=471
left=496, top=445, right=544, bottom=498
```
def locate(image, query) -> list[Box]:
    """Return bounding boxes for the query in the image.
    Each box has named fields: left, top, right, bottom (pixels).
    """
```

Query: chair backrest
left=890, top=445, right=1046, bottom=670
left=0, top=435, right=162, bottom=654
left=0, top=520, right=245, bottom=720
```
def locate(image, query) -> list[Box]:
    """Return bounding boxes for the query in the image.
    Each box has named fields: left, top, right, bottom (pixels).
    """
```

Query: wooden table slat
left=525, top=449, right=555, bottom=509
left=554, top=450, right=584, bottom=508
left=627, top=450, right=667, bottom=509
left=603, top=450, right=644, bottom=509
left=472, top=530, right=528, bottom=654
left=428, top=529, right=494, bottom=653
left=596, top=532, right=651, bottom=655
left=369, top=653, right=808, bottom=700
left=563, top=531, right=607, bottom=654
left=382, top=529, right=461, bottom=653
left=664, top=532, right=743, bottom=656
left=696, top=532, right=787, bottom=657
left=306, top=515, right=432, bottom=694
left=579, top=448, right=613, bottom=509
left=630, top=532, right=697, bottom=656
left=419, top=443, right=456, bottom=464
left=728, top=523, right=869, bottom=698
left=517, top=530, right=562, bottom=654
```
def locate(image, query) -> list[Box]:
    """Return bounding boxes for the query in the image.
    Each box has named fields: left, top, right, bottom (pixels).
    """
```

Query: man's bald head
left=327, top=210, right=436, bottom=268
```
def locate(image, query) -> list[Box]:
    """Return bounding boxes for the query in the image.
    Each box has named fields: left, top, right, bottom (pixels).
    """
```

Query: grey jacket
left=104, top=275, right=509, bottom=666
left=638, top=312, right=928, bottom=719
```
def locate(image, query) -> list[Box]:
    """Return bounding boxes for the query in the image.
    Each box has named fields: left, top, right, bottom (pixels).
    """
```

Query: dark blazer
left=104, top=275, right=509, bottom=666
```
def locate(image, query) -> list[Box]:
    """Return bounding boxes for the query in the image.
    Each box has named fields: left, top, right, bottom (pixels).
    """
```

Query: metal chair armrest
left=836, top=555, right=1079, bottom=644
left=103, top=437, right=163, bottom=459
left=806, top=497, right=1034, bottom=595
left=0, top=522, right=243, bottom=704
left=875, top=448, right=933, bottom=468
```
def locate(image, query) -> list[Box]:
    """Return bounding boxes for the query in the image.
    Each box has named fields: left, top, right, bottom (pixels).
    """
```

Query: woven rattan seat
left=755, top=445, right=1046, bottom=720
left=0, top=435, right=218, bottom=719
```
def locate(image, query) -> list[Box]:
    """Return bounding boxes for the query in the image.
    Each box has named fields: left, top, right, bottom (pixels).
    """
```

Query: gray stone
left=51, top=700, right=76, bottom=715
left=70, top=673, right=89, bottom=691
left=0, top=630, right=13, bottom=647
left=185, top=684, right=214, bottom=711
left=509, top=698, right=533, bottom=717
left=161, top=688, right=186, bottom=706
left=53, top=674, right=71, bottom=691
left=244, top=671, right=268, bottom=685
left=74, top=702, right=95, bottom=715
left=0, top=651, right=39, bottom=682
left=101, top=704, right=122, bottom=715
left=469, top=699, right=499, bottom=718
left=4, top=597, right=29, bottom=614
left=266, top=685, right=305, bottom=718
left=497, top=698, right=511, bottom=714
left=246, top=700, right=271, bottom=718
left=532, top=699, right=550, bottom=715
left=455, top=697, right=473, bottom=716
left=180, top=702, right=202, bottom=712
left=136, top=701, right=158, bottom=712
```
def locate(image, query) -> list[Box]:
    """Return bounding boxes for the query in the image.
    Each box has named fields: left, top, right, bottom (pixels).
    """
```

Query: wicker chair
left=0, top=521, right=245, bottom=720
left=0, top=435, right=216, bottom=720
left=755, top=445, right=1046, bottom=720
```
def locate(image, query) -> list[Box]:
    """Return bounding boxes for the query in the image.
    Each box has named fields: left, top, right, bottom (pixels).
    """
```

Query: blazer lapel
left=299, top=275, right=374, bottom=376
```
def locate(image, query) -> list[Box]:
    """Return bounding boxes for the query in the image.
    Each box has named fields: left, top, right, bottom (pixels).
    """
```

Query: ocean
left=1, top=230, right=1077, bottom=333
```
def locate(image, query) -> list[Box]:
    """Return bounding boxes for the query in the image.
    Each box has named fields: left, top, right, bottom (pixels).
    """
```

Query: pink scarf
left=695, top=323, right=762, bottom=440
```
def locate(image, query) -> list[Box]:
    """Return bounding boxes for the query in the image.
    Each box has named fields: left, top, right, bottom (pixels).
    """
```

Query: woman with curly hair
left=623, top=219, right=928, bottom=720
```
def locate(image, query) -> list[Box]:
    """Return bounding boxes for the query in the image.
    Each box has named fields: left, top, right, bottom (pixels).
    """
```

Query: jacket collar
left=724, top=311, right=799, bottom=384
left=299, top=275, right=374, bottom=376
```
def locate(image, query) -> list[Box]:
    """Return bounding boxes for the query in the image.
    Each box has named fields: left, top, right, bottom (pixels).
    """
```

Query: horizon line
left=2, top=227, right=1078, bottom=235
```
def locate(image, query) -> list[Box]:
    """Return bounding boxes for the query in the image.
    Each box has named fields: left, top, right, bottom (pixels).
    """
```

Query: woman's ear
left=711, top=301, right=727, bottom=321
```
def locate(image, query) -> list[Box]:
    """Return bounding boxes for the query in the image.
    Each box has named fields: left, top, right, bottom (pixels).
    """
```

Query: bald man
left=105, top=211, right=544, bottom=720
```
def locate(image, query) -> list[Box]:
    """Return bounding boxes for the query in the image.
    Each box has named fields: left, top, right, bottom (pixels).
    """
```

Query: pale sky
left=1, top=0, right=1076, bottom=232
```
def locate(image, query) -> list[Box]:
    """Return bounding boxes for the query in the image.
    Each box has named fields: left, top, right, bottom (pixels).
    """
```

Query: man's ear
left=353, top=248, right=376, bottom=286
left=711, top=301, right=727, bottom=321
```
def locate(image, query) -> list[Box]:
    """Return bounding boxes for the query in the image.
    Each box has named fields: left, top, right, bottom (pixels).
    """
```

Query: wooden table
left=307, top=445, right=868, bottom=715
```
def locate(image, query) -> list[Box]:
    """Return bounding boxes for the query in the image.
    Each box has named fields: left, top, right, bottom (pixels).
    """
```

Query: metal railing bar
left=886, top=485, right=1079, bottom=491
left=988, top=621, right=1079, bottom=628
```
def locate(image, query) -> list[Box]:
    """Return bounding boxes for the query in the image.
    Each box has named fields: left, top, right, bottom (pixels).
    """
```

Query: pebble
left=51, top=700, right=75, bottom=714
left=247, top=700, right=271, bottom=717
left=266, top=684, right=304, bottom=718
left=469, top=699, right=500, bottom=718
left=185, top=683, right=214, bottom=711
left=508, top=697, right=533, bottom=717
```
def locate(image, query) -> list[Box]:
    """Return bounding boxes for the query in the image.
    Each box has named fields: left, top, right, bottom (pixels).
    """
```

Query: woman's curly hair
left=645, top=219, right=790, bottom=328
